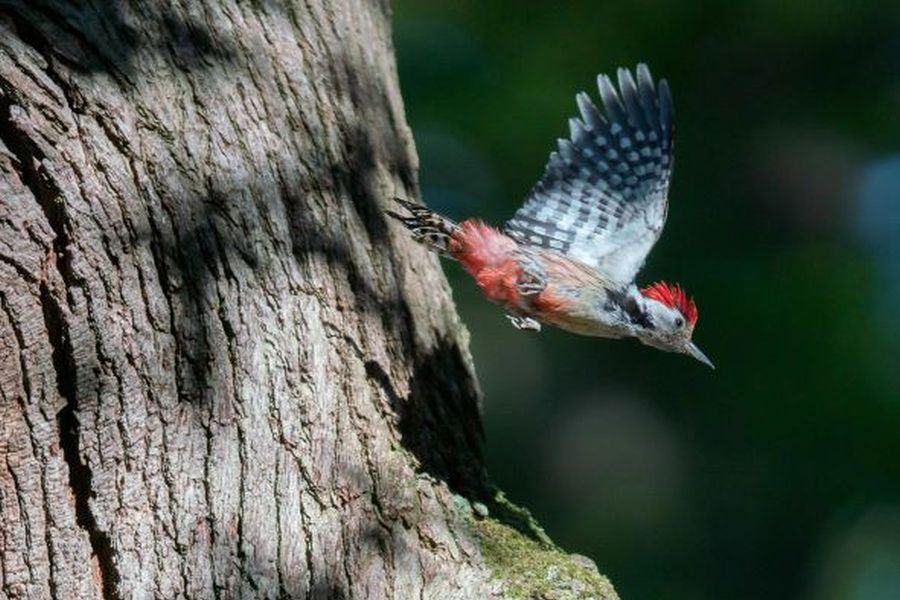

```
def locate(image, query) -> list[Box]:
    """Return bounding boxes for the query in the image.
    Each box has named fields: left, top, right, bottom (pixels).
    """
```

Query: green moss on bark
left=472, top=492, right=620, bottom=600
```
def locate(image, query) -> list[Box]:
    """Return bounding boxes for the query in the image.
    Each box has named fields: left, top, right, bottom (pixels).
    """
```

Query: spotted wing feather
left=504, top=64, right=674, bottom=285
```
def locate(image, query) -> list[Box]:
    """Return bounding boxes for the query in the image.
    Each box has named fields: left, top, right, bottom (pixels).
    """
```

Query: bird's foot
left=506, top=314, right=542, bottom=332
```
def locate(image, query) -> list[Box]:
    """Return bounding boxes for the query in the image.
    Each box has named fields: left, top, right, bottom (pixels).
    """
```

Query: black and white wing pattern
left=505, top=64, right=674, bottom=285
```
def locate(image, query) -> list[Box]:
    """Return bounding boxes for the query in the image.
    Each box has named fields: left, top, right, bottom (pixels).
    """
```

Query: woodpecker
left=389, top=64, right=713, bottom=368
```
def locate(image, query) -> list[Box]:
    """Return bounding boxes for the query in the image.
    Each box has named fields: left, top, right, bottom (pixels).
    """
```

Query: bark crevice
left=0, top=21, right=73, bottom=289
left=35, top=201, right=119, bottom=600
left=56, top=397, right=120, bottom=600
left=0, top=17, right=119, bottom=597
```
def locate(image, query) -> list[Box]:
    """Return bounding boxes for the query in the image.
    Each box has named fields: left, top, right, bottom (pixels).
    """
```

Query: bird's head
left=637, top=281, right=713, bottom=368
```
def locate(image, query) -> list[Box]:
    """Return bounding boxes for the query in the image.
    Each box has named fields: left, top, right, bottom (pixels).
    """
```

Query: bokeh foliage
left=394, top=1, right=900, bottom=599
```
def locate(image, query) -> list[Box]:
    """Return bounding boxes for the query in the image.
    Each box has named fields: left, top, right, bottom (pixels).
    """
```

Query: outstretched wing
left=504, top=64, right=674, bottom=285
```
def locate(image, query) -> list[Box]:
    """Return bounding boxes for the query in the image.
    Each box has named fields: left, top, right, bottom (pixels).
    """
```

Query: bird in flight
left=389, top=64, right=713, bottom=368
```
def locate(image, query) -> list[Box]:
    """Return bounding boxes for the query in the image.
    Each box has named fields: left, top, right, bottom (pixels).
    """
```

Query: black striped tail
left=386, top=198, right=458, bottom=257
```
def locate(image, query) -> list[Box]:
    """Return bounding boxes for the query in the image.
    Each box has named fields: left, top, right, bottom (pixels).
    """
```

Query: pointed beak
left=686, top=342, right=715, bottom=369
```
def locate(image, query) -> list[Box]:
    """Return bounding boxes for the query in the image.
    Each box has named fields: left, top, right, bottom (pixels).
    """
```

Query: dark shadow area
left=365, top=340, right=489, bottom=500
left=1, top=0, right=236, bottom=79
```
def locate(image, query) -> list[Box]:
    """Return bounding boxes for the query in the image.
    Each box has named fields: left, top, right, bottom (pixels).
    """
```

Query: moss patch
left=486, top=490, right=554, bottom=546
left=473, top=492, right=619, bottom=600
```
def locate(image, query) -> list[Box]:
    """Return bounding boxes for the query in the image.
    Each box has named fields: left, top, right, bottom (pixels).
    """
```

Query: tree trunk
left=0, top=1, right=618, bottom=598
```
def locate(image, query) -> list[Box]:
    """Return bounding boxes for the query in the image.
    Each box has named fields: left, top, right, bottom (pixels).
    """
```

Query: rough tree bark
left=0, top=1, right=618, bottom=599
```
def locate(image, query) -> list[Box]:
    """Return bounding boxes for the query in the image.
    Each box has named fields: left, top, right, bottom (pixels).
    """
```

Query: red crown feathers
left=641, top=281, right=698, bottom=326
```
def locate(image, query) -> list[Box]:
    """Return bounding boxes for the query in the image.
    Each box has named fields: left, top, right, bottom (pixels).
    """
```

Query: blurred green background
left=392, top=2, right=900, bottom=599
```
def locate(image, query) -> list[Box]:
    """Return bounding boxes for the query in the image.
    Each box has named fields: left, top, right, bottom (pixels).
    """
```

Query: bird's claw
left=506, top=314, right=542, bottom=331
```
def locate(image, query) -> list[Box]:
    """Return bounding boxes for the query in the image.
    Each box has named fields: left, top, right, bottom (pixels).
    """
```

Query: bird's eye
left=674, top=317, right=684, bottom=328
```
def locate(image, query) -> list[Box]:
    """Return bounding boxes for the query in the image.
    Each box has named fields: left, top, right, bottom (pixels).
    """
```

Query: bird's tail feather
left=386, top=198, right=458, bottom=257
